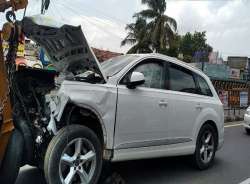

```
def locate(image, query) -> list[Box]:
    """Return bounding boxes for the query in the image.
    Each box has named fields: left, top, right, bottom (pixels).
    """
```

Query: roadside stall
left=212, top=78, right=250, bottom=120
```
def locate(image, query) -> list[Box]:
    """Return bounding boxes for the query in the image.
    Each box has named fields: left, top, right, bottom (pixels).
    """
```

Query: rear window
left=169, top=63, right=197, bottom=94
left=196, top=75, right=213, bottom=97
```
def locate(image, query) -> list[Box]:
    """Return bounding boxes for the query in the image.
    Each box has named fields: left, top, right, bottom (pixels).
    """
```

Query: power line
left=55, top=1, right=125, bottom=40
left=54, top=0, right=129, bottom=25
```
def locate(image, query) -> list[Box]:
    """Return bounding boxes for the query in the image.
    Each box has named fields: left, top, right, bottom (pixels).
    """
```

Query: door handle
left=159, top=100, right=168, bottom=107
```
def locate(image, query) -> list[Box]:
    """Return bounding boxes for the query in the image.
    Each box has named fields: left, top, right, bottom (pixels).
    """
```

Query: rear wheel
left=192, top=124, right=217, bottom=170
left=44, top=125, right=103, bottom=184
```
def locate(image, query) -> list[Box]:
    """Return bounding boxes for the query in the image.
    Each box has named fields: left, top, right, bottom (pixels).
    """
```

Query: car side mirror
left=127, top=72, right=145, bottom=89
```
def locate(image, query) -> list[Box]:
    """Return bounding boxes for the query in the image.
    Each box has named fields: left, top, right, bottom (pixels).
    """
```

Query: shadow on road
left=17, top=125, right=250, bottom=184
left=16, top=167, right=46, bottom=184
left=116, top=155, right=230, bottom=184
left=17, top=155, right=223, bottom=184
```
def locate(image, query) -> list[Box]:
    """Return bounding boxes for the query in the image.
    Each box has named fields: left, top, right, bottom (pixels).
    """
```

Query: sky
left=0, top=0, right=249, bottom=59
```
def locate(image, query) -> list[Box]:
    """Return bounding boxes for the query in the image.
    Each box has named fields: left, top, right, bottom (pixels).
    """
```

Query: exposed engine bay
left=4, top=15, right=106, bottom=167
left=12, top=67, right=57, bottom=165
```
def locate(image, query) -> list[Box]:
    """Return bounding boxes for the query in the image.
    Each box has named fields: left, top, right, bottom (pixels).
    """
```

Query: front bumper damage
left=2, top=15, right=108, bottom=167
left=2, top=12, right=127, bottom=183
left=46, top=91, right=69, bottom=135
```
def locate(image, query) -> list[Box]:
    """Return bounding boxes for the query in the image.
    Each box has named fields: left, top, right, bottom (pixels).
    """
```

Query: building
left=92, top=48, right=123, bottom=62
left=227, top=56, right=249, bottom=70
left=191, top=58, right=250, bottom=119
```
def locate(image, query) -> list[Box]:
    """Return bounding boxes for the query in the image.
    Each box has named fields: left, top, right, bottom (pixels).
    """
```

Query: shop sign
left=228, top=90, right=239, bottom=107
left=2, top=41, right=25, bottom=57
left=230, top=68, right=240, bottom=79
left=218, top=90, right=228, bottom=107
left=240, top=91, right=248, bottom=107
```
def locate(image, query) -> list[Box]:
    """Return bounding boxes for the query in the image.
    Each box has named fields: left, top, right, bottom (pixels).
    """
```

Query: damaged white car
left=8, top=17, right=224, bottom=184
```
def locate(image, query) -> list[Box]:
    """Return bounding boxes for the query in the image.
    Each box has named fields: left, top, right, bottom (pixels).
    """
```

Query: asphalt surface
left=16, top=122, right=250, bottom=184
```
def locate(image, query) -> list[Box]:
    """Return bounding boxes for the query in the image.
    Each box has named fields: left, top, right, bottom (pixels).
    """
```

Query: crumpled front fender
left=48, top=81, right=117, bottom=149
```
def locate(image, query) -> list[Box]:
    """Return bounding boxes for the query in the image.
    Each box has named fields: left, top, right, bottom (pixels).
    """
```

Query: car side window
left=196, top=75, right=213, bottom=97
left=120, top=61, right=165, bottom=89
left=169, top=63, right=197, bottom=94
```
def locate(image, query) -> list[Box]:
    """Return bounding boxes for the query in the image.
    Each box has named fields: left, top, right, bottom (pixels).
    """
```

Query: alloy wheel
left=199, top=130, right=215, bottom=164
left=59, top=138, right=97, bottom=184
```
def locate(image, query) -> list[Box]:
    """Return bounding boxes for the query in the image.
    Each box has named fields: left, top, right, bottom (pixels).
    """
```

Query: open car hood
left=21, top=16, right=106, bottom=82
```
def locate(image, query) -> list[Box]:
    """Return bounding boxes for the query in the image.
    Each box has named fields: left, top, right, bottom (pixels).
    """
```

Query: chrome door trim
left=115, top=138, right=192, bottom=150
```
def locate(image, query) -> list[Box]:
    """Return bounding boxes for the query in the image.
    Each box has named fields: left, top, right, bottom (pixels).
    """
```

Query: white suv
left=45, top=54, right=224, bottom=183
left=21, top=17, right=224, bottom=184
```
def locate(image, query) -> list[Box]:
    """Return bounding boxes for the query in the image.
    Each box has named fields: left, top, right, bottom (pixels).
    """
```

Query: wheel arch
left=59, top=103, right=108, bottom=149
left=199, top=120, right=219, bottom=150
left=193, top=107, right=222, bottom=151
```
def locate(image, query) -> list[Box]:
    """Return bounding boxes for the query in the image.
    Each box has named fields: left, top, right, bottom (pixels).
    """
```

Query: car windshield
left=101, top=55, right=139, bottom=77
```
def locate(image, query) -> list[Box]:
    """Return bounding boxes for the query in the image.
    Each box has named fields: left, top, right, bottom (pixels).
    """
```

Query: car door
left=114, top=59, right=172, bottom=150
left=166, top=62, right=202, bottom=140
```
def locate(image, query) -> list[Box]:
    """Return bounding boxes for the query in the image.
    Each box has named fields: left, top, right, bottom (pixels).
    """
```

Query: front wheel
left=192, top=124, right=217, bottom=170
left=44, top=125, right=103, bottom=184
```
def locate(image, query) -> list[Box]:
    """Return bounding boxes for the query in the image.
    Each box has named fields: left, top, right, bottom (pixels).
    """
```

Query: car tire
left=192, top=124, right=217, bottom=170
left=44, top=125, right=103, bottom=184
left=0, top=129, right=24, bottom=184
left=245, top=128, right=250, bottom=135
left=13, top=116, right=35, bottom=166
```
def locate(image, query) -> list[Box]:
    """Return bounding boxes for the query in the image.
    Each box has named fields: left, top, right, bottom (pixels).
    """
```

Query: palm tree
left=121, top=17, right=152, bottom=54
left=136, top=0, right=177, bottom=52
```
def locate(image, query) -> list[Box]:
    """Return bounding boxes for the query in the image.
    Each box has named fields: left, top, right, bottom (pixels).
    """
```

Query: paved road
left=16, top=122, right=250, bottom=184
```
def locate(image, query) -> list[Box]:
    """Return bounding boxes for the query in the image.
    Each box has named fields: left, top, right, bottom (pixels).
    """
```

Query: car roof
left=125, top=53, right=206, bottom=78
